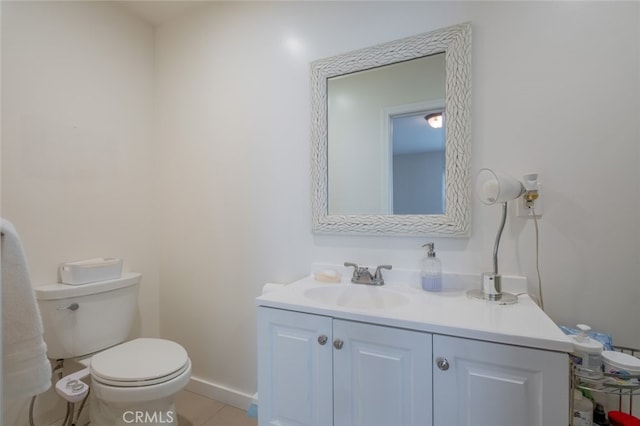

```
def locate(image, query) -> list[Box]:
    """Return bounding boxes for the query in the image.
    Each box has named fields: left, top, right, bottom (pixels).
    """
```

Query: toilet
left=35, top=273, right=191, bottom=426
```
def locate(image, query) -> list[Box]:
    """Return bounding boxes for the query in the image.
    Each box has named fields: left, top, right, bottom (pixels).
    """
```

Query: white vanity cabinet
left=433, top=334, right=569, bottom=426
left=258, top=307, right=432, bottom=426
left=258, top=306, right=569, bottom=426
left=257, top=308, right=333, bottom=425
left=332, top=318, right=432, bottom=426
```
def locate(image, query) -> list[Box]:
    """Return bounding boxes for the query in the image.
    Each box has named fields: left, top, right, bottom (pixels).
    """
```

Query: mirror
left=327, top=53, right=446, bottom=215
left=311, top=22, right=471, bottom=236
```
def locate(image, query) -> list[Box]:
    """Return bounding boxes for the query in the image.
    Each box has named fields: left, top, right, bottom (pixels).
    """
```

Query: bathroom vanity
left=256, top=272, right=573, bottom=426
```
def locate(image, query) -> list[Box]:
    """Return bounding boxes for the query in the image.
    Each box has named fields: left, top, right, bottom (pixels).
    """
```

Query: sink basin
left=304, top=285, right=410, bottom=310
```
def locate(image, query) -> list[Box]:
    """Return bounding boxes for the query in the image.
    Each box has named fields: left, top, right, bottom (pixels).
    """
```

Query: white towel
left=1, top=219, right=51, bottom=398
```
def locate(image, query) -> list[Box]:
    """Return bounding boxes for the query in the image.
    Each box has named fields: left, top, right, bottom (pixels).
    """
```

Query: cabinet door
left=333, top=319, right=433, bottom=426
left=258, top=307, right=333, bottom=426
left=433, top=335, right=569, bottom=426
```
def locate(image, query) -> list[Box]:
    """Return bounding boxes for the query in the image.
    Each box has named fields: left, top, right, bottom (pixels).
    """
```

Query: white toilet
left=35, top=273, right=191, bottom=426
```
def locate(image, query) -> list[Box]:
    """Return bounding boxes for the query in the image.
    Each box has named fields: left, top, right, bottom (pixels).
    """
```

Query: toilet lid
left=91, top=338, right=189, bottom=387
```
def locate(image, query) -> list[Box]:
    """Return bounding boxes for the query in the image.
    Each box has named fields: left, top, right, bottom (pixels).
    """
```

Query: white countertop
left=256, top=271, right=573, bottom=353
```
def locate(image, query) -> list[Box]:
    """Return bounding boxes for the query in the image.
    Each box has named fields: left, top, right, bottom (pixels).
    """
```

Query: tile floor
left=174, top=390, right=257, bottom=426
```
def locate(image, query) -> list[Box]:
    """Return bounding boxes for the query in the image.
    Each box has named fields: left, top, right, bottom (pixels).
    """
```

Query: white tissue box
left=59, top=258, right=123, bottom=285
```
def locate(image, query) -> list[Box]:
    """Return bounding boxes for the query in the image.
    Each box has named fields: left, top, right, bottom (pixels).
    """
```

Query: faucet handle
left=344, top=262, right=362, bottom=280
left=344, top=262, right=359, bottom=271
left=344, top=262, right=373, bottom=283
left=344, top=262, right=390, bottom=285
left=373, top=264, right=392, bottom=282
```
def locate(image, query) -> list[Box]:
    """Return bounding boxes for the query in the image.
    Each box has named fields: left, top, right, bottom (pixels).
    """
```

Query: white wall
left=154, top=1, right=317, bottom=403
left=156, top=0, right=639, bottom=402
left=1, top=1, right=156, bottom=422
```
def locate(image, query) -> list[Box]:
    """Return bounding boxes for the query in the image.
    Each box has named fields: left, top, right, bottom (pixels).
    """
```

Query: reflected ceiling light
left=425, top=112, right=443, bottom=129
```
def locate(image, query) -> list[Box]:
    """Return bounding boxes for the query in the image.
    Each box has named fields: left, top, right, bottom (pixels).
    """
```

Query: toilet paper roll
left=262, top=283, right=285, bottom=295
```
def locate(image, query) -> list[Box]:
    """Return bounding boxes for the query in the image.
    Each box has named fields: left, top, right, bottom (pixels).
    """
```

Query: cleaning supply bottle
left=572, top=389, right=593, bottom=426
left=570, top=324, right=604, bottom=378
left=593, top=403, right=610, bottom=425
left=421, top=242, right=442, bottom=292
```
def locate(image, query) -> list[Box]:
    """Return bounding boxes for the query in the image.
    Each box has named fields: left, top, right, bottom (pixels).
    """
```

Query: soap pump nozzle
left=575, top=324, right=591, bottom=343
left=423, top=242, right=436, bottom=258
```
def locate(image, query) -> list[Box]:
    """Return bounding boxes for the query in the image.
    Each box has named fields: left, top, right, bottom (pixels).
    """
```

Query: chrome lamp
left=467, top=169, right=528, bottom=304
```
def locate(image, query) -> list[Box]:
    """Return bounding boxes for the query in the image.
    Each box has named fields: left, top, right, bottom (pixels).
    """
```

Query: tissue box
left=59, top=258, right=123, bottom=285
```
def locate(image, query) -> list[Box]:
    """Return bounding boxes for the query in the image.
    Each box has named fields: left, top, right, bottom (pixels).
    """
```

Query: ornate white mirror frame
left=311, top=22, right=472, bottom=236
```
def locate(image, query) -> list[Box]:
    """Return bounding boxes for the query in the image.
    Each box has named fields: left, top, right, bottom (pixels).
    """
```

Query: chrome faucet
left=344, top=262, right=392, bottom=286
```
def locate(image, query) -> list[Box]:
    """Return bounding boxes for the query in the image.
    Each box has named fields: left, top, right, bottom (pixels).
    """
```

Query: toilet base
left=88, top=355, right=190, bottom=425
left=90, top=393, right=178, bottom=426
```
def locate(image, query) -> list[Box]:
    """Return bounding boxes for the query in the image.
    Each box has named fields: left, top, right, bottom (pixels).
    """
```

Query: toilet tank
left=35, top=273, right=141, bottom=359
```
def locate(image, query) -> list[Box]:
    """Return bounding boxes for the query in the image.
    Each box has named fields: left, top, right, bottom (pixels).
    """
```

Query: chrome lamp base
left=466, top=272, right=518, bottom=305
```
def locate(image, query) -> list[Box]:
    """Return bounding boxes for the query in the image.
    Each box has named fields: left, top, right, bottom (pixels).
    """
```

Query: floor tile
left=175, top=390, right=225, bottom=425
left=200, top=405, right=257, bottom=426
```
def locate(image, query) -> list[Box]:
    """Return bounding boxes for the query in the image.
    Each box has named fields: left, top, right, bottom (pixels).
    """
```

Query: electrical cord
left=531, top=205, right=544, bottom=311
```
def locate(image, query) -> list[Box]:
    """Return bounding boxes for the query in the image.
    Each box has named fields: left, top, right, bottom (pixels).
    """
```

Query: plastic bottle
left=593, top=403, right=610, bottom=425
left=421, top=242, right=442, bottom=292
left=571, top=324, right=604, bottom=378
left=572, top=389, right=593, bottom=426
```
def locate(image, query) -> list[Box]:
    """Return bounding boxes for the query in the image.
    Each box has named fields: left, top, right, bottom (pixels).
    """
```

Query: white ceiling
left=116, top=1, right=203, bottom=26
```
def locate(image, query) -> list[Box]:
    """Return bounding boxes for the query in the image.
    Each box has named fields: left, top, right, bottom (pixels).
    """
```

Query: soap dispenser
left=421, top=242, right=442, bottom=292
left=571, top=324, right=603, bottom=378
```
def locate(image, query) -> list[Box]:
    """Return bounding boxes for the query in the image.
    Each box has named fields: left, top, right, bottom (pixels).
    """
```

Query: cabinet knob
left=436, top=357, right=450, bottom=371
left=333, top=339, right=344, bottom=350
left=317, top=335, right=328, bottom=345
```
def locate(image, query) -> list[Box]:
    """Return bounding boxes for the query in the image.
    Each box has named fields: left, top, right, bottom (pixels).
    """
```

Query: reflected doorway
left=390, top=109, right=445, bottom=214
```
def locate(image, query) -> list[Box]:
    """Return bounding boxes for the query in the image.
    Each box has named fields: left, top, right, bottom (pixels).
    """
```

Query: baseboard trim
left=185, top=376, right=255, bottom=411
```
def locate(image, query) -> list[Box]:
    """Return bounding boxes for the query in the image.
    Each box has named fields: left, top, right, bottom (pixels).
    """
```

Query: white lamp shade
left=476, top=168, right=525, bottom=205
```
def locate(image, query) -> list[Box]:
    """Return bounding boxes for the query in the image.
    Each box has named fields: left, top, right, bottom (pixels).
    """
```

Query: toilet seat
left=91, top=338, right=189, bottom=387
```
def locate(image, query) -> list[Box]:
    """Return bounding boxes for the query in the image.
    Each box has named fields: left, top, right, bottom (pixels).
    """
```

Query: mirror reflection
left=327, top=53, right=446, bottom=216
left=391, top=108, right=445, bottom=215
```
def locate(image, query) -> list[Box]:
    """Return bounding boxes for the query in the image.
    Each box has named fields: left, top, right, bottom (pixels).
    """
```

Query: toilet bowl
left=88, top=338, right=191, bottom=426
left=35, top=273, right=191, bottom=425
